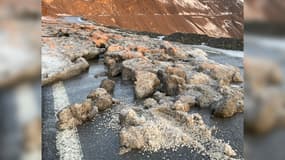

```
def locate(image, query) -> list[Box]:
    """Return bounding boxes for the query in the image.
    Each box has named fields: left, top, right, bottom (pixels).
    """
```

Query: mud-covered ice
left=41, top=54, right=89, bottom=86
left=41, top=18, right=107, bottom=86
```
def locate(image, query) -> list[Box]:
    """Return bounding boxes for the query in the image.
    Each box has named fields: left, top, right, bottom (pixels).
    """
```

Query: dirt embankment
left=42, top=0, right=243, bottom=39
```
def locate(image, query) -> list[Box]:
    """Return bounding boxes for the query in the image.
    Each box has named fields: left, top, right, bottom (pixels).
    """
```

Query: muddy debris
left=187, top=72, right=215, bottom=85
left=188, top=48, right=208, bottom=60
left=57, top=99, right=98, bottom=130
left=41, top=20, right=112, bottom=85
left=244, top=58, right=282, bottom=91
left=245, top=87, right=285, bottom=134
left=122, top=58, right=155, bottom=81
left=172, top=100, right=191, bottom=112
left=172, top=95, right=196, bottom=112
left=87, top=88, right=114, bottom=111
left=184, top=85, right=223, bottom=108
left=42, top=17, right=244, bottom=158
left=104, top=45, right=145, bottom=77
left=197, top=60, right=243, bottom=86
left=119, top=108, right=146, bottom=127
left=212, top=86, right=244, bottom=118
left=244, top=58, right=285, bottom=134
left=57, top=87, right=116, bottom=130
left=165, top=66, right=187, bottom=80
left=144, top=98, right=158, bottom=109
left=119, top=106, right=238, bottom=159
left=100, top=79, right=116, bottom=94
left=164, top=74, right=186, bottom=96
left=153, top=91, right=176, bottom=108
left=134, top=71, right=160, bottom=99
left=160, top=42, right=188, bottom=59
left=91, top=30, right=110, bottom=48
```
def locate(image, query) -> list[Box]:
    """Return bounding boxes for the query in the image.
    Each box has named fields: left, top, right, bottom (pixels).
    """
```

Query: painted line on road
left=52, top=82, right=83, bottom=160
left=15, top=83, right=39, bottom=125
left=15, top=84, right=41, bottom=160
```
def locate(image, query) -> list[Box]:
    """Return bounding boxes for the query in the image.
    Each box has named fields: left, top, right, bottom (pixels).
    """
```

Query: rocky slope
left=245, top=0, right=285, bottom=23
left=42, top=0, right=243, bottom=38
left=244, top=0, right=285, bottom=35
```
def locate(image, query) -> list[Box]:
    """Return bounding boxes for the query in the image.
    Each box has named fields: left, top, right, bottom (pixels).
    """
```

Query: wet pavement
left=42, top=85, right=58, bottom=160
left=42, top=50, right=243, bottom=160
left=60, top=16, right=89, bottom=24
left=245, top=34, right=285, bottom=76
left=0, top=89, right=21, bottom=160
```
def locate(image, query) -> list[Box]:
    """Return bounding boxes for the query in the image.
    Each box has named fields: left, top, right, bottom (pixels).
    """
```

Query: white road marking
left=52, top=82, right=83, bottom=160
left=15, top=83, right=41, bottom=160
left=15, top=83, right=39, bottom=125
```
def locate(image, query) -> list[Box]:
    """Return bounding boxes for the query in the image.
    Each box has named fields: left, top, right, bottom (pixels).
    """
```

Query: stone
left=233, top=71, right=243, bottom=84
left=173, top=100, right=191, bottom=112
left=152, top=91, right=175, bottom=108
left=245, top=88, right=284, bottom=134
left=129, top=45, right=149, bottom=54
left=198, top=61, right=243, bottom=86
left=87, top=88, right=113, bottom=111
left=57, top=107, right=78, bottom=130
left=100, top=79, right=115, bottom=94
left=212, top=86, right=244, bottom=118
left=122, top=58, right=155, bottom=81
left=82, top=47, right=106, bottom=60
left=158, top=66, right=188, bottom=96
left=119, top=108, right=146, bottom=126
left=70, top=99, right=97, bottom=121
left=185, top=85, right=222, bottom=108
left=244, top=57, right=282, bottom=90
left=104, top=54, right=123, bottom=77
left=188, top=48, right=208, bottom=60
left=172, top=95, right=196, bottom=112
left=91, top=31, right=109, bottom=48
left=107, top=45, right=144, bottom=60
left=165, top=66, right=186, bottom=80
left=165, top=75, right=186, bottom=96
left=178, top=95, right=196, bottom=106
left=224, top=143, right=237, bottom=157
left=57, top=99, right=98, bottom=130
left=134, top=71, right=160, bottom=99
left=120, top=127, right=145, bottom=150
left=105, top=45, right=145, bottom=77
left=108, top=45, right=125, bottom=52
left=144, top=98, right=158, bottom=109
left=153, top=91, right=167, bottom=101
left=187, top=72, right=214, bottom=85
